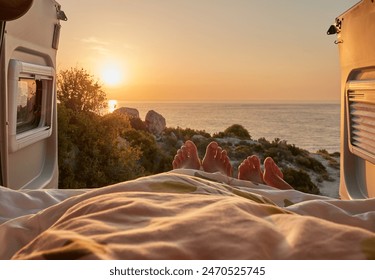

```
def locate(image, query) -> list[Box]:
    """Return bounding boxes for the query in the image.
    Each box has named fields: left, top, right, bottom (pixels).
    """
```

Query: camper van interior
left=0, top=0, right=374, bottom=260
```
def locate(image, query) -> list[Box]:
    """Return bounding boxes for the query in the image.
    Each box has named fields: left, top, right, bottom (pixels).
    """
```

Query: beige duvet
left=0, top=170, right=374, bottom=260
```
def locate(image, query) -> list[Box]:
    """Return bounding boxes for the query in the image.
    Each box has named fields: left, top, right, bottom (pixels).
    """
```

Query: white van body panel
left=337, top=0, right=375, bottom=199
left=0, top=0, right=61, bottom=189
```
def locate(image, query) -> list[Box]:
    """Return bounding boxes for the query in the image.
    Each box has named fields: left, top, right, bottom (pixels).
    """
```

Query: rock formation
left=145, top=110, right=166, bottom=136
left=114, top=107, right=140, bottom=119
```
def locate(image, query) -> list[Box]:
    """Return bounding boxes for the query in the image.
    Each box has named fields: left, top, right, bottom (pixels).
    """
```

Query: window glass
left=16, top=78, right=43, bottom=133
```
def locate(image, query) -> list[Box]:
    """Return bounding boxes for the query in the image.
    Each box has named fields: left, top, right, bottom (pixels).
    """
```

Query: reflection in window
left=16, top=78, right=42, bottom=133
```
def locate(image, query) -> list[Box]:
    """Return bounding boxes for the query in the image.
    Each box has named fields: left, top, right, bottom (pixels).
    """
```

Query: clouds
left=81, top=36, right=111, bottom=56
left=80, top=36, right=136, bottom=57
left=57, top=0, right=360, bottom=101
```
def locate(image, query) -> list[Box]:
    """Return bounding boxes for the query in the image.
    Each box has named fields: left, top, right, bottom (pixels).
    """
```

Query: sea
left=115, top=101, right=341, bottom=153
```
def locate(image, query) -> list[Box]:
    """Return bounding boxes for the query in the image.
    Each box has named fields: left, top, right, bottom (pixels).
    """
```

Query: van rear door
left=335, top=0, right=375, bottom=199
left=0, top=0, right=65, bottom=189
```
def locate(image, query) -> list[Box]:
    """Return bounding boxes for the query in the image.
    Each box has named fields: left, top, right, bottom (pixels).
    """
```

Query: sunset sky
left=57, top=0, right=359, bottom=102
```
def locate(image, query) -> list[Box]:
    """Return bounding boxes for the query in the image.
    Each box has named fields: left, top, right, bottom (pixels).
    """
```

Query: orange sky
left=57, top=0, right=359, bottom=102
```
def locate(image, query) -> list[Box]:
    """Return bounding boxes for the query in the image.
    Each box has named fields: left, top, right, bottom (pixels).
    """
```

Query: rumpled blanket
left=0, top=170, right=374, bottom=260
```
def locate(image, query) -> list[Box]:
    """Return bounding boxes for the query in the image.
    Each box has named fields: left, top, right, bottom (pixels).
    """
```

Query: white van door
left=333, top=0, right=375, bottom=199
left=0, top=0, right=66, bottom=189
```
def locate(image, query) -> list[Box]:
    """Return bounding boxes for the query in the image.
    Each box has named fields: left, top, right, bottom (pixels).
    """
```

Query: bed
left=0, top=169, right=374, bottom=260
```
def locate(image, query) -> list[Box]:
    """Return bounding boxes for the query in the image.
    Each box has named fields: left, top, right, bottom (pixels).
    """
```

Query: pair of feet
left=172, top=140, right=293, bottom=190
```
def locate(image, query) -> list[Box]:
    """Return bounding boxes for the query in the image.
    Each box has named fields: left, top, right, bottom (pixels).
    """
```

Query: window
left=16, top=78, right=42, bottom=133
left=8, top=59, right=55, bottom=152
left=346, top=79, right=375, bottom=165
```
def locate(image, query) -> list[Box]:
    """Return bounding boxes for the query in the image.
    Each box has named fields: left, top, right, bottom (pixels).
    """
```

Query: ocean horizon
left=112, top=101, right=341, bottom=153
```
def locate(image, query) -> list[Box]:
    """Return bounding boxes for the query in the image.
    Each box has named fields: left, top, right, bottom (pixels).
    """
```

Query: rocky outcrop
left=114, top=107, right=140, bottom=119
left=145, top=110, right=166, bottom=136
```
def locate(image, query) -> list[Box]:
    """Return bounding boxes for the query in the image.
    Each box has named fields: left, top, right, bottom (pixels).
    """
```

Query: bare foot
left=202, top=141, right=232, bottom=176
left=238, top=155, right=264, bottom=184
left=263, top=157, right=293, bottom=190
left=172, top=140, right=201, bottom=170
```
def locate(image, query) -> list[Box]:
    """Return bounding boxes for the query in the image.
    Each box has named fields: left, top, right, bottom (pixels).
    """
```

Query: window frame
left=8, top=59, right=55, bottom=152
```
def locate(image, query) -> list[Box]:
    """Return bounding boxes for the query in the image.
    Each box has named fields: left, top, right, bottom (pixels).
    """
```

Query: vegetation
left=58, top=104, right=144, bottom=188
left=317, top=149, right=340, bottom=170
left=121, top=128, right=172, bottom=175
left=56, top=67, right=337, bottom=195
left=282, top=168, right=320, bottom=195
left=57, top=67, right=107, bottom=114
left=57, top=68, right=144, bottom=188
left=213, top=124, right=251, bottom=140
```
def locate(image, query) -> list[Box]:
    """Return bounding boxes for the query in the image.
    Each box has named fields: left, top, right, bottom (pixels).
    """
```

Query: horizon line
left=107, top=99, right=341, bottom=104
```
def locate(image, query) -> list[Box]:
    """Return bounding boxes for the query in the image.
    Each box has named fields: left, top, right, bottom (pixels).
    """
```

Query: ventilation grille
left=347, top=80, right=375, bottom=163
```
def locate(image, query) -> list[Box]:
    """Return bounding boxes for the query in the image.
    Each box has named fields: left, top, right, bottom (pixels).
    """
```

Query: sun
left=101, top=64, right=123, bottom=87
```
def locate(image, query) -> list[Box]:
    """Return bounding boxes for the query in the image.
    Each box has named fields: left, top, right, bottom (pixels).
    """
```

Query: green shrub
left=287, top=144, right=308, bottom=156
left=233, top=145, right=255, bottom=159
left=317, top=149, right=329, bottom=155
left=214, top=124, right=251, bottom=140
left=317, top=150, right=340, bottom=170
left=282, top=168, right=320, bottom=195
left=295, top=155, right=326, bottom=173
left=264, top=147, right=293, bottom=165
left=330, top=152, right=340, bottom=157
left=164, top=127, right=210, bottom=141
left=122, top=129, right=167, bottom=174
left=58, top=105, right=144, bottom=188
left=253, top=143, right=265, bottom=153
left=193, top=138, right=212, bottom=158
left=257, top=137, right=271, bottom=149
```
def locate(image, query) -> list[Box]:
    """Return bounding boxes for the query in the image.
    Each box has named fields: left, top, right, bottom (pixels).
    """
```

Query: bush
left=164, top=127, right=210, bottom=141
left=193, top=138, right=212, bottom=158
left=257, top=137, right=271, bottom=148
left=295, top=155, right=326, bottom=173
left=282, top=168, right=320, bottom=195
left=121, top=129, right=173, bottom=174
left=214, top=124, right=251, bottom=140
left=253, top=143, right=265, bottom=153
left=57, top=67, right=107, bottom=114
left=287, top=144, right=308, bottom=156
left=232, top=145, right=255, bottom=159
left=58, top=104, right=144, bottom=188
left=330, top=152, right=340, bottom=157
left=264, top=147, right=293, bottom=165
left=317, top=150, right=340, bottom=170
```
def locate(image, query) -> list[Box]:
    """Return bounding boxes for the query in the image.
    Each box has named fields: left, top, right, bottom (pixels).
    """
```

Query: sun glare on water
left=108, top=100, right=118, bottom=113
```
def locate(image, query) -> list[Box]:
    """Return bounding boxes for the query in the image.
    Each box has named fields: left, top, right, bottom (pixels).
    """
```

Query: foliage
left=57, top=67, right=107, bottom=114
left=282, top=168, right=320, bottom=195
left=164, top=127, right=211, bottom=141
left=55, top=68, right=336, bottom=195
left=213, top=124, right=251, bottom=140
left=231, top=145, right=255, bottom=159
left=58, top=104, right=144, bottom=188
left=264, top=147, right=293, bottom=165
left=287, top=143, right=308, bottom=157
left=121, top=129, right=172, bottom=174
left=317, top=149, right=340, bottom=170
